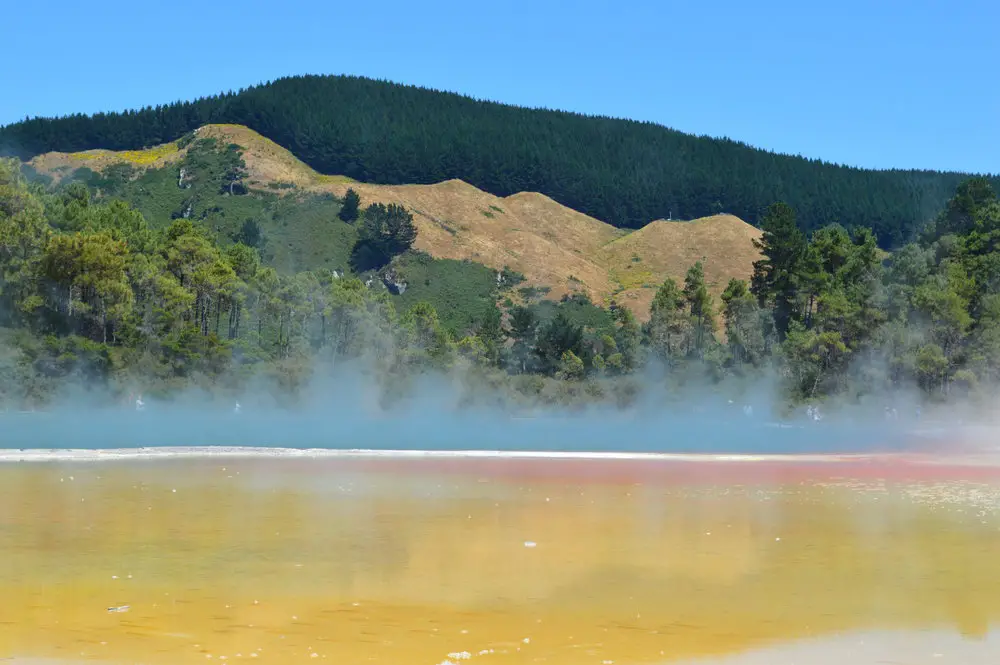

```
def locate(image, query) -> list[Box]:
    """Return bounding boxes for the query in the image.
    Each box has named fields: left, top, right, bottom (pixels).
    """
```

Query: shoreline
left=5, top=629, right=1000, bottom=665
left=7, top=446, right=1000, bottom=485
left=0, top=446, right=940, bottom=463
left=2, top=445, right=999, bottom=465
left=670, top=629, right=1000, bottom=665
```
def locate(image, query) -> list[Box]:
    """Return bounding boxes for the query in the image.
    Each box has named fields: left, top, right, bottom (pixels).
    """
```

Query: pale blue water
left=0, top=409, right=929, bottom=454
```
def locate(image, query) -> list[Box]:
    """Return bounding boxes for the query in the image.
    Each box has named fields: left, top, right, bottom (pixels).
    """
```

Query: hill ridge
left=6, top=74, right=997, bottom=248
left=26, top=123, right=763, bottom=320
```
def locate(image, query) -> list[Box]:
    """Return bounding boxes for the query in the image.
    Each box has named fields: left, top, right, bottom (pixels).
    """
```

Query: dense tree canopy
left=4, top=139, right=1000, bottom=413
left=350, top=202, right=417, bottom=271
left=3, top=75, right=997, bottom=248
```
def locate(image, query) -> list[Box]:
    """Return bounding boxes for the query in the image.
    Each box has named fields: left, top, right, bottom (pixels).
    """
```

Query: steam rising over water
left=0, top=406, right=939, bottom=454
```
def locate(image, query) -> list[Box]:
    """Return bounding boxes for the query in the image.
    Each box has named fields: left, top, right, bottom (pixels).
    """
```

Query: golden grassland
left=31, top=142, right=183, bottom=179
left=27, top=125, right=763, bottom=320
left=1, top=459, right=999, bottom=665
left=599, top=215, right=764, bottom=316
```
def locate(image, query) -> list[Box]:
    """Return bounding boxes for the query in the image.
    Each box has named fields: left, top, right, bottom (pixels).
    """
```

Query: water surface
left=1, top=456, right=999, bottom=664
left=0, top=409, right=939, bottom=454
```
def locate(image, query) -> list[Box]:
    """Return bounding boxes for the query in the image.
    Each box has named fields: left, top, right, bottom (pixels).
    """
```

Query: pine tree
left=233, top=219, right=265, bottom=250
left=647, top=276, right=690, bottom=361
left=612, top=306, right=641, bottom=372
left=220, top=144, right=249, bottom=195
left=535, top=311, right=584, bottom=375
left=339, top=188, right=360, bottom=222
left=683, top=261, right=716, bottom=354
left=751, top=202, right=807, bottom=338
left=477, top=303, right=505, bottom=365
left=721, top=278, right=766, bottom=368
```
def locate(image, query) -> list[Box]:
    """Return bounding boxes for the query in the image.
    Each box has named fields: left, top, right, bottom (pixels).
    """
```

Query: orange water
left=1, top=458, right=999, bottom=664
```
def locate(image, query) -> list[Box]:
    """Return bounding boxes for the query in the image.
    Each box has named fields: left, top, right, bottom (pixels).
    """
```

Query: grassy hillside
left=43, top=134, right=357, bottom=275
left=26, top=125, right=763, bottom=322
left=5, top=75, right=997, bottom=248
left=389, top=252, right=499, bottom=336
left=600, top=215, right=763, bottom=315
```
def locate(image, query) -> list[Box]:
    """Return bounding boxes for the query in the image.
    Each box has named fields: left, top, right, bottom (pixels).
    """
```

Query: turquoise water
left=0, top=408, right=930, bottom=454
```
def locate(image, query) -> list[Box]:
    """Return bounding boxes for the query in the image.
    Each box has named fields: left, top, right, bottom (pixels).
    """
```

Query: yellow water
left=1, top=458, right=999, bottom=664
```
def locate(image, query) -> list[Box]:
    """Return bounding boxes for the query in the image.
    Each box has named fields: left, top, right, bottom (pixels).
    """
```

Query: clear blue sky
left=2, top=0, right=997, bottom=174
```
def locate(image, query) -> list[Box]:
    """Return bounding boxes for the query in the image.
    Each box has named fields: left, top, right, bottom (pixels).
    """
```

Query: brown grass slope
left=27, top=124, right=763, bottom=320
left=600, top=215, right=764, bottom=316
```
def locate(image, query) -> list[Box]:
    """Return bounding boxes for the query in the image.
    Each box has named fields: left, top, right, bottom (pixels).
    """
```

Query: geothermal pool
left=0, top=408, right=956, bottom=454
left=2, top=450, right=1000, bottom=664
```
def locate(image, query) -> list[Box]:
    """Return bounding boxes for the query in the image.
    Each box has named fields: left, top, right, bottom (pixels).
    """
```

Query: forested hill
left=2, top=74, right=996, bottom=247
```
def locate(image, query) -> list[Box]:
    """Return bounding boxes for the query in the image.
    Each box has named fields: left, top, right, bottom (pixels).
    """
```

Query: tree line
left=3, top=75, right=997, bottom=249
left=4, top=152, right=1000, bottom=411
left=637, top=176, right=1000, bottom=406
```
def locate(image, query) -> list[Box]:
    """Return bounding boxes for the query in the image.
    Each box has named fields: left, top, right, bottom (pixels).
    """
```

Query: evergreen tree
left=339, top=188, right=360, bottom=223
left=233, top=218, right=265, bottom=250
left=751, top=202, right=807, bottom=338
left=506, top=305, right=538, bottom=373
left=683, top=261, right=716, bottom=354
left=508, top=305, right=537, bottom=342
left=721, top=278, right=767, bottom=368
left=556, top=350, right=585, bottom=381
left=0, top=158, right=51, bottom=324
left=935, top=177, right=998, bottom=238
left=401, top=301, right=454, bottom=367
left=611, top=305, right=641, bottom=372
left=351, top=203, right=417, bottom=271
left=647, top=276, right=690, bottom=362
left=477, top=302, right=505, bottom=366
left=535, top=311, right=584, bottom=375
left=220, top=143, right=249, bottom=195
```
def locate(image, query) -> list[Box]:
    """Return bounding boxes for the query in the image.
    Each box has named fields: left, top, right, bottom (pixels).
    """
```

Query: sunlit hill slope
left=27, top=124, right=763, bottom=320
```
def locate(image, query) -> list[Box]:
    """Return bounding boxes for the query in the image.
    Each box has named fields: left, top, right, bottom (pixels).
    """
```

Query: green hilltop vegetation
left=61, top=137, right=358, bottom=275
left=2, top=131, right=1000, bottom=412
left=21, top=136, right=507, bottom=342
left=3, top=74, right=997, bottom=249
